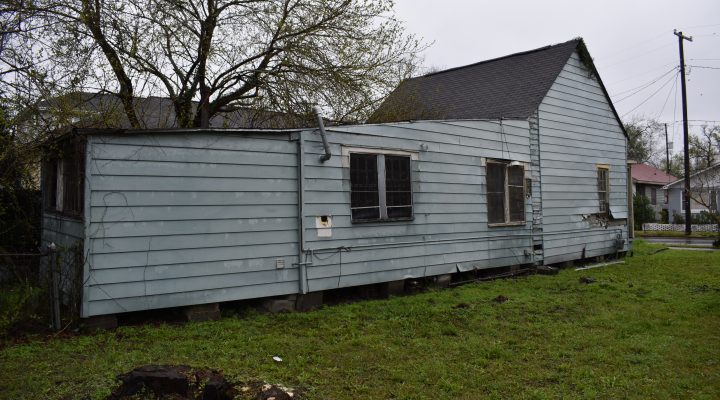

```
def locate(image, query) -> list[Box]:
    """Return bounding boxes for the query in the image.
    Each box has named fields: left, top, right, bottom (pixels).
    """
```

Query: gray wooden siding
left=538, top=51, right=629, bottom=264
left=82, top=132, right=300, bottom=317
left=80, top=120, right=539, bottom=316
left=41, top=213, right=84, bottom=298
left=300, top=120, right=535, bottom=292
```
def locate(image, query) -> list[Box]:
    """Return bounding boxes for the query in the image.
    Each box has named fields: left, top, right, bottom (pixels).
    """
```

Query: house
left=41, top=38, right=631, bottom=321
left=664, top=163, right=720, bottom=220
left=631, top=163, right=676, bottom=220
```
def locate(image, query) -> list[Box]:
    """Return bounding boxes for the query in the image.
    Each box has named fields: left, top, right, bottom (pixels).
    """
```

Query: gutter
left=296, top=131, right=310, bottom=294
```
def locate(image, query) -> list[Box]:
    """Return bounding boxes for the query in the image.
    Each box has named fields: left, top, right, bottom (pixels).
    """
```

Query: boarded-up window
left=597, top=167, right=609, bottom=214
left=487, top=161, right=525, bottom=225
left=350, top=152, right=412, bottom=222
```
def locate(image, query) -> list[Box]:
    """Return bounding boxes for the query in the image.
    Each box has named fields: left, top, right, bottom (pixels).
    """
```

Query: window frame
left=486, top=159, right=526, bottom=227
left=344, top=146, right=417, bottom=223
left=650, top=186, right=657, bottom=205
left=597, top=165, right=610, bottom=216
left=43, top=138, right=86, bottom=219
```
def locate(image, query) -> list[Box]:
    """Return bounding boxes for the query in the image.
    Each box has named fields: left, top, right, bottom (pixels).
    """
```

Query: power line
left=596, top=31, right=668, bottom=61
left=687, top=65, right=720, bottom=70
left=621, top=70, right=679, bottom=118
left=611, top=67, right=678, bottom=101
left=655, top=71, right=678, bottom=120
left=605, top=61, right=677, bottom=86
left=598, top=42, right=675, bottom=70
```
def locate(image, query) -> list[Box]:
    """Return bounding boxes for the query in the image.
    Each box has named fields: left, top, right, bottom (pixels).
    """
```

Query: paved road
left=643, top=236, right=716, bottom=247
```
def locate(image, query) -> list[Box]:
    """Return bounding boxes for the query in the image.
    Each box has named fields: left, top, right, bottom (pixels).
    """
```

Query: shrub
left=633, top=195, right=656, bottom=230
left=0, top=284, right=44, bottom=335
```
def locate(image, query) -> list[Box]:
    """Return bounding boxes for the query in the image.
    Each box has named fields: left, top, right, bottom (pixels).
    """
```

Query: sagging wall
left=300, top=120, right=534, bottom=292
left=538, top=51, right=629, bottom=264
left=81, top=119, right=537, bottom=316
left=82, top=132, right=301, bottom=317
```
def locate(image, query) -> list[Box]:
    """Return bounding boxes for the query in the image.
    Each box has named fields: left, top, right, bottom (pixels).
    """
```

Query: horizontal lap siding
left=301, top=120, right=534, bottom=290
left=83, top=133, right=300, bottom=317
left=539, top=52, right=629, bottom=264
left=42, top=213, right=84, bottom=297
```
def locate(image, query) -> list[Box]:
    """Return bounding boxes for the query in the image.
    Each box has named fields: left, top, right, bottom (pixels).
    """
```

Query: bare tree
left=689, top=125, right=720, bottom=172
left=624, top=118, right=662, bottom=165
left=684, top=160, right=720, bottom=241
left=2, top=0, right=424, bottom=128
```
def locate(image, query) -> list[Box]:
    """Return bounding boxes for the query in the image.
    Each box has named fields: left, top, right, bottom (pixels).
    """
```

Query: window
left=43, top=139, right=85, bottom=217
left=350, top=152, right=412, bottom=221
left=650, top=187, right=657, bottom=205
left=597, top=166, right=609, bottom=215
left=487, top=160, right=525, bottom=225
left=681, top=190, right=686, bottom=211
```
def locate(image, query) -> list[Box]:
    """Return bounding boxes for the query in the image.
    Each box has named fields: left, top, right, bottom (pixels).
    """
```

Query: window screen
left=350, top=152, right=412, bottom=222
left=350, top=153, right=380, bottom=220
left=597, top=167, right=609, bottom=214
left=487, top=163, right=506, bottom=224
left=385, top=155, right=412, bottom=219
left=508, top=166, right=524, bottom=222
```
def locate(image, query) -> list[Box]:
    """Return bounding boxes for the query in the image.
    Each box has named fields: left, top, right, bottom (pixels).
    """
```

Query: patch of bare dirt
left=107, top=365, right=299, bottom=400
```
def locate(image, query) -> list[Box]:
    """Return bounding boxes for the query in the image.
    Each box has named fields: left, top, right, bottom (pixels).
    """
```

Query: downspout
left=313, top=106, right=331, bottom=162
left=296, top=130, right=310, bottom=294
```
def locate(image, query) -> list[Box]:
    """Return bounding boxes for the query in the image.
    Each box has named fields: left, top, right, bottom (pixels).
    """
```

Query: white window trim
left=342, top=146, right=418, bottom=168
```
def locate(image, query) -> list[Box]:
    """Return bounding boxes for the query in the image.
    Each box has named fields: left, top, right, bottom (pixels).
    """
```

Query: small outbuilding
left=41, top=38, right=632, bottom=320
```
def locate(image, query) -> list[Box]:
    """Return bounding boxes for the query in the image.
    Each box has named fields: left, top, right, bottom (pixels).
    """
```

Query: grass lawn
left=1, top=240, right=719, bottom=399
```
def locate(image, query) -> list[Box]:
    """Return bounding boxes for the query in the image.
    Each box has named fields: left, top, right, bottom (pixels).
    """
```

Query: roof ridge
left=415, top=37, right=582, bottom=80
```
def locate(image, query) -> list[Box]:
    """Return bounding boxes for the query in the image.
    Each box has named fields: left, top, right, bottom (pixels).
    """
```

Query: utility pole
left=674, top=29, right=693, bottom=235
left=665, top=123, right=670, bottom=175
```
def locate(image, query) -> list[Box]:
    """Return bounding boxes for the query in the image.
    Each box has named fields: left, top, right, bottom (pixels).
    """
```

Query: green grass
left=1, top=240, right=719, bottom=399
left=636, top=230, right=719, bottom=238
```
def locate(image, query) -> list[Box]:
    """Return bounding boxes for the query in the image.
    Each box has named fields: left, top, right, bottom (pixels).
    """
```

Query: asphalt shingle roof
left=632, top=163, right=677, bottom=185
left=368, top=39, right=582, bottom=123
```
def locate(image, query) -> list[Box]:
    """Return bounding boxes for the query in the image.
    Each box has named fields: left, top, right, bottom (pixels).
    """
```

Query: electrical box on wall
left=315, top=215, right=332, bottom=237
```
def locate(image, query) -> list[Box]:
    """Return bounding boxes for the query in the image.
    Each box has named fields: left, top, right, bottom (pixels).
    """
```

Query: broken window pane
left=350, top=153, right=380, bottom=220
left=487, top=163, right=505, bottom=224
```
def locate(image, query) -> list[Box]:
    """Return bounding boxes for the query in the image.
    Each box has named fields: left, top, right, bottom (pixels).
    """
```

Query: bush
left=0, top=284, right=44, bottom=335
left=660, top=209, right=669, bottom=224
left=673, top=211, right=685, bottom=224
left=633, top=195, right=656, bottom=230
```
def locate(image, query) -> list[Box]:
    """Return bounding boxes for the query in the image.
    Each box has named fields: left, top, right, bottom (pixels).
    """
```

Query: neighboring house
left=42, top=38, right=631, bottom=320
left=664, top=163, right=720, bottom=220
left=631, top=163, right=676, bottom=219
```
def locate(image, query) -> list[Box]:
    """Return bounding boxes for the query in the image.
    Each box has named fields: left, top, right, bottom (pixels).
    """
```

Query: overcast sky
left=394, top=0, right=719, bottom=153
